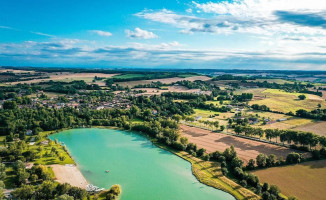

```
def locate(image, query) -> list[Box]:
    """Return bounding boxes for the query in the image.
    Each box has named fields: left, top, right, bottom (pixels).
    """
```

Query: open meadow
left=246, top=88, right=326, bottom=113
left=253, top=160, right=326, bottom=200
left=246, top=110, right=315, bottom=129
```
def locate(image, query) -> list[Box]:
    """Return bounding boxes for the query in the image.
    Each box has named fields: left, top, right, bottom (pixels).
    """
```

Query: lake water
left=49, top=128, right=235, bottom=200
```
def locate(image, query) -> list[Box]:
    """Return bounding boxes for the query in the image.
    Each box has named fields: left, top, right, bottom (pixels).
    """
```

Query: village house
left=26, top=130, right=33, bottom=136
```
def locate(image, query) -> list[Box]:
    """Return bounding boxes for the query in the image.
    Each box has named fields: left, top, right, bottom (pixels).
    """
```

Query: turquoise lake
left=49, top=128, right=235, bottom=200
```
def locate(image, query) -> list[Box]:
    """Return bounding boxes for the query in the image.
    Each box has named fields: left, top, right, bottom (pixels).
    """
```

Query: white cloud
left=192, top=0, right=326, bottom=18
left=192, top=0, right=326, bottom=34
left=91, top=30, right=112, bottom=37
left=126, top=28, right=158, bottom=39
left=0, top=25, right=13, bottom=30
left=136, top=0, right=326, bottom=36
left=1, top=38, right=325, bottom=69
left=30, top=31, right=55, bottom=37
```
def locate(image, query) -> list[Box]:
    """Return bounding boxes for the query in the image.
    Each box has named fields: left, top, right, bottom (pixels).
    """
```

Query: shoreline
left=47, top=126, right=255, bottom=200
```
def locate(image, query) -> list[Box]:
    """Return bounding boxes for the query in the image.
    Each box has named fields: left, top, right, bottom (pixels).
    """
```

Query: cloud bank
left=126, top=28, right=158, bottom=39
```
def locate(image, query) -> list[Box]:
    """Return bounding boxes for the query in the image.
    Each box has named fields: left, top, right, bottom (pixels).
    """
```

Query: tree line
left=232, top=125, right=326, bottom=151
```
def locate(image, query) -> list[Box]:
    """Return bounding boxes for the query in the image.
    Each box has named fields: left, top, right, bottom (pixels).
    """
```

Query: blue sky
left=0, top=0, right=326, bottom=69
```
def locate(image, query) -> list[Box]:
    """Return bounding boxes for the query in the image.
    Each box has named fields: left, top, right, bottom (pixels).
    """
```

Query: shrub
left=240, top=180, right=247, bottom=187
left=221, top=167, right=228, bottom=175
left=269, top=185, right=280, bottom=196
left=202, top=154, right=210, bottom=161
left=197, top=148, right=206, bottom=157
left=286, top=153, right=301, bottom=164
left=256, top=154, right=267, bottom=168
left=246, top=159, right=256, bottom=170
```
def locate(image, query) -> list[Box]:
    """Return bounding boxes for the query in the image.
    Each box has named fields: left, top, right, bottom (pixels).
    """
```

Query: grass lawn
left=29, top=141, right=75, bottom=165
left=253, top=160, right=326, bottom=200
left=262, top=89, right=302, bottom=96
left=187, top=108, right=229, bottom=130
left=193, top=108, right=220, bottom=118
left=130, top=118, right=144, bottom=124
left=4, top=166, right=15, bottom=189
left=24, top=130, right=75, bottom=165
left=245, top=110, right=288, bottom=120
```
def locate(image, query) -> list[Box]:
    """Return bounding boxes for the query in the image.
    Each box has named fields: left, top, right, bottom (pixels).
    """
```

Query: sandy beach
left=51, top=164, right=88, bottom=189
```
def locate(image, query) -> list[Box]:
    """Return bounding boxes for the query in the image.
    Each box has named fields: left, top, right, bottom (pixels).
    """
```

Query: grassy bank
left=157, top=144, right=260, bottom=200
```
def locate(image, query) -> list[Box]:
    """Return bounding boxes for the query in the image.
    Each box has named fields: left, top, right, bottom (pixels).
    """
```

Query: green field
left=249, top=89, right=326, bottom=113
left=110, top=74, right=146, bottom=79
left=193, top=108, right=220, bottom=118
left=206, top=100, right=231, bottom=106
left=262, top=89, right=303, bottom=96
left=29, top=141, right=75, bottom=165
left=130, top=118, right=144, bottom=124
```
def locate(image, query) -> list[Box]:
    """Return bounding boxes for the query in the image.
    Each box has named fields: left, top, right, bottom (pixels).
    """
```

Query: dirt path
left=180, top=124, right=306, bottom=164
left=51, top=164, right=88, bottom=189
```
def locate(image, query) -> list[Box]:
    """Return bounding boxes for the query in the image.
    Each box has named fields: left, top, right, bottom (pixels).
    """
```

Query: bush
left=246, top=159, right=255, bottom=170
left=298, top=94, right=306, bottom=100
left=210, top=151, right=222, bottom=161
left=247, top=174, right=259, bottom=187
left=196, top=148, right=206, bottom=157
left=240, top=180, right=247, bottom=187
left=262, top=183, right=269, bottom=192
left=221, top=167, right=228, bottom=175
left=231, top=157, right=243, bottom=169
left=202, top=154, right=210, bottom=161
left=233, top=167, right=244, bottom=179
left=171, top=141, right=185, bottom=151
left=269, top=185, right=280, bottom=196
left=106, top=184, right=121, bottom=200
left=186, top=143, right=197, bottom=152
left=256, top=154, right=267, bottom=168
left=286, top=153, right=301, bottom=164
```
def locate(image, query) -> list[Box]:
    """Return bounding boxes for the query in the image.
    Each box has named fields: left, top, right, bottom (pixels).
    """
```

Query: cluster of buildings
left=0, top=91, right=132, bottom=110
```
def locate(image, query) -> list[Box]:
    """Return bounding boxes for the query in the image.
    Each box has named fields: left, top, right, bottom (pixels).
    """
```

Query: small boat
left=105, top=170, right=110, bottom=173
